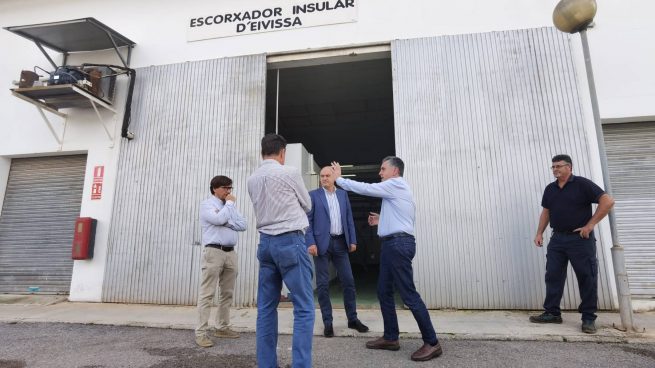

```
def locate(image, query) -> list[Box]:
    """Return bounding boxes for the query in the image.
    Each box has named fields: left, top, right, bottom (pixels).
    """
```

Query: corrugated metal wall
left=102, top=55, right=266, bottom=305
left=604, top=121, right=655, bottom=298
left=391, top=28, right=615, bottom=309
left=0, top=155, right=86, bottom=294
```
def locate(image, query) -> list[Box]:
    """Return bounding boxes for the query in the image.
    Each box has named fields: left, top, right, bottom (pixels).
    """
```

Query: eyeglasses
left=219, top=186, right=233, bottom=190
left=551, top=164, right=570, bottom=170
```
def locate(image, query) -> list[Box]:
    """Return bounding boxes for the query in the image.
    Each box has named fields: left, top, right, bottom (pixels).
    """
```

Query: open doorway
left=266, top=56, right=395, bottom=307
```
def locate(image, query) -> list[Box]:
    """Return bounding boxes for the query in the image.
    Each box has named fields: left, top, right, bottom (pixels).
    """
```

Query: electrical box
left=72, top=217, right=97, bottom=260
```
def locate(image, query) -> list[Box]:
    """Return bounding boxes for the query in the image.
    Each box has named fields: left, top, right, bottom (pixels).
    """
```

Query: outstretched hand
left=330, top=161, right=342, bottom=179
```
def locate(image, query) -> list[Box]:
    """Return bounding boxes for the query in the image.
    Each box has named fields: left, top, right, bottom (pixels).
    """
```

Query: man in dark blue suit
left=306, top=166, right=369, bottom=337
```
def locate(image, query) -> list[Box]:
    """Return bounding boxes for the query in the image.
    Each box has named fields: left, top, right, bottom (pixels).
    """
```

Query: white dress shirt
left=323, top=188, right=343, bottom=235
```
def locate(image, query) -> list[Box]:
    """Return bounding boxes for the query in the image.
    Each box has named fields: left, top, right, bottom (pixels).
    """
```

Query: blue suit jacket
left=305, top=187, right=357, bottom=255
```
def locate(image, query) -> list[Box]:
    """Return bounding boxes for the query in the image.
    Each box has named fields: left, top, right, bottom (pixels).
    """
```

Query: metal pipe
left=580, top=29, right=636, bottom=332
left=275, top=69, right=280, bottom=134
left=34, top=41, right=57, bottom=70
left=103, top=29, right=129, bottom=68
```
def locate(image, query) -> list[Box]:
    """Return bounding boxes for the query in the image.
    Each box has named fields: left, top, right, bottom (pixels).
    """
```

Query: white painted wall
left=1, top=0, right=653, bottom=302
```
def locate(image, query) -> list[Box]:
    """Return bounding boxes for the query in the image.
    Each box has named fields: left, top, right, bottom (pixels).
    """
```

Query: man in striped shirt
left=247, top=134, right=314, bottom=368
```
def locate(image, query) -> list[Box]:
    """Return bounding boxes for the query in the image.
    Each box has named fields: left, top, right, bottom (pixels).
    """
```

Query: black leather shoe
left=348, top=319, right=369, bottom=333
left=324, top=324, right=334, bottom=338
left=582, top=320, right=597, bottom=334
left=529, top=312, right=563, bottom=324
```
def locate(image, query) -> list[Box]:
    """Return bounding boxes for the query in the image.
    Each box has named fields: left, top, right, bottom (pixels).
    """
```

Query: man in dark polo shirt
left=530, top=154, right=615, bottom=334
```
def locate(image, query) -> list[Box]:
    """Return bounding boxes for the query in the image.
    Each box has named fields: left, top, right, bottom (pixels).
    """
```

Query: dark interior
left=265, top=58, right=396, bottom=303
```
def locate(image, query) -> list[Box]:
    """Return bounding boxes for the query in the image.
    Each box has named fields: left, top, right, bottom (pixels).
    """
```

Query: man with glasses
left=530, top=154, right=614, bottom=334
left=195, top=175, right=247, bottom=347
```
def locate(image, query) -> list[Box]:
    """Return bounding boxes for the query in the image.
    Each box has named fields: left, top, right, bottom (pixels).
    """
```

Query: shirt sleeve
left=336, top=177, right=395, bottom=199
left=225, top=201, right=248, bottom=232
left=541, top=189, right=549, bottom=209
left=200, top=200, right=231, bottom=226
left=291, top=169, right=312, bottom=213
left=582, top=177, right=606, bottom=203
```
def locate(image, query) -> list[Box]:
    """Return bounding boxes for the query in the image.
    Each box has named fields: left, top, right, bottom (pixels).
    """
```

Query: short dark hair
left=552, top=154, right=573, bottom=166
left=261, top=134, right=287, bottom=157
left=210, top=175, right=232, bottom=195
left=382, top=156, right=405, bottom=176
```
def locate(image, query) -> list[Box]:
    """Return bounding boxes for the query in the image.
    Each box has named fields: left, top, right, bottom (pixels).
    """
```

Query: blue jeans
left=379, top=235, right=438, bottom=345
left=256, top=231, right=315, bottom=368
left=314, top=235, right=357, bottom=325
left=544, top=232, right=598, bottom=321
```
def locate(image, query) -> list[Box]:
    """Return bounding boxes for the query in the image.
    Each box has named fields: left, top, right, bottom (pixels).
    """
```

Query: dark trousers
left=544, top=232, right=599, bottom=321
left=379, top=235, right=438, bottom=345
left=314, top=235, right=357, bottom=325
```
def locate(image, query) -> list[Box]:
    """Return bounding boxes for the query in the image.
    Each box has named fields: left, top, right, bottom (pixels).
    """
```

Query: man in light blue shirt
left=195, top=175, right=247, bottom=348
left=331, top=156, right=442, bottom=362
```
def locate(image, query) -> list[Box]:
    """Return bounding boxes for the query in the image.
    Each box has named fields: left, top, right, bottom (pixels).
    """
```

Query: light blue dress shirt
left=336, top=176, right=415, bottom=237
left=199, top=196, right=247, bottom=246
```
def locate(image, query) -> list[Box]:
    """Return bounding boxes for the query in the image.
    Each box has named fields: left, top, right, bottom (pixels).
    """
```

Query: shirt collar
left=261, top=159, right=280, bottom=166
left=553, top=174, right=575, bottom=186
left=322, top=186, right=337, bottom=195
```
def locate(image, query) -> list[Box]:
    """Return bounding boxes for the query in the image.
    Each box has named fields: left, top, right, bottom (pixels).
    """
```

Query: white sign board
left=188, top=0, right=358, bottom=41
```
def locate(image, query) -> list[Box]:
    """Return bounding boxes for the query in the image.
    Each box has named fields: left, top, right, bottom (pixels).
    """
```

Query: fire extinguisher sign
left=91, top=166, right=104, bottom=200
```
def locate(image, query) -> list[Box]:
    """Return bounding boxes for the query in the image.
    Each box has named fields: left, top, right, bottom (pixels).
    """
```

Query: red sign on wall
left=91, top=165, right=104, bottom=200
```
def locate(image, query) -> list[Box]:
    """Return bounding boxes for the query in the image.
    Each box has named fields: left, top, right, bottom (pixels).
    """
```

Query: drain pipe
left=81, top=63, right=136, bottom=140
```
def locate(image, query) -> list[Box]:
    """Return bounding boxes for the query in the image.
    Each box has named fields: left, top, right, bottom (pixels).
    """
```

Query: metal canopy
left=4, top=17, right=135, bottom=68
left=4, top=17, right=135, bottom=53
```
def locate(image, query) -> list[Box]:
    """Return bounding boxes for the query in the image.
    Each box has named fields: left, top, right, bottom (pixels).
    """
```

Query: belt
left=380, top=232, right=413, bottom=240
left=277, top=230, right=303, bottom=236
left=206, top=244, right=234, bottom=252
left=553, top=229, right=580, bottom=235
left=330, top=234, right=345, bottom=239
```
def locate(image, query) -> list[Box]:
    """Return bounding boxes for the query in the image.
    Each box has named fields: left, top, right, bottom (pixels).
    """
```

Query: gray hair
left=382, top=156, right=404, bottom=176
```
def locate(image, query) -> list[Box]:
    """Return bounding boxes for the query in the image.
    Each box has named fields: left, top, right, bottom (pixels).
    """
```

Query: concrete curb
left=1, top=299, right=654, bottom=344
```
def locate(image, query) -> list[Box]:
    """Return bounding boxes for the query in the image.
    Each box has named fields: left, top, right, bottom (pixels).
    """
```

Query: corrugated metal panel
left=102, top=55, right=266, bottom=306
left=391, top=28, right=615, bottom=309
left=0, top=155, right=86, bottom=294
left=604, top=121, right=655, bottom=297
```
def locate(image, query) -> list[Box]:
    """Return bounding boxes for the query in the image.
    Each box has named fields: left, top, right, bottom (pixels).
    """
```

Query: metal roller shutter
left=604, top=121, right=655, bottom=298
left=0, top=155, right=87, bottom=294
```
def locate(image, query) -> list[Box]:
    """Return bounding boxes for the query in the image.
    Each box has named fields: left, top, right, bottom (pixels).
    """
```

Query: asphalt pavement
left=2, top=322, right=655, bottom=368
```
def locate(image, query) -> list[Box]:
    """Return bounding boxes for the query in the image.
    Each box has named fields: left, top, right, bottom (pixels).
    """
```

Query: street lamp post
left=552, top=0, right=637, bottom=332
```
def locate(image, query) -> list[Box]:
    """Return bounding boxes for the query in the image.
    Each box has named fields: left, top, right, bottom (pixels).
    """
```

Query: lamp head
left=553, top=0, right=597, bottom=34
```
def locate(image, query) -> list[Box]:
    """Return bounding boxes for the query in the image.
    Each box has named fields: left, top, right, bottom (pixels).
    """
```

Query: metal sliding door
left=391, top=28, right=615, bottom=309
left=102, top=55, right=266, bottom=305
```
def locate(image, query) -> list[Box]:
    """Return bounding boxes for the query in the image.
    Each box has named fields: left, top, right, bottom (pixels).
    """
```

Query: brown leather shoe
left=365, top=336, right=400, bottom=351
left=410, top=342, right=443, bottom=361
